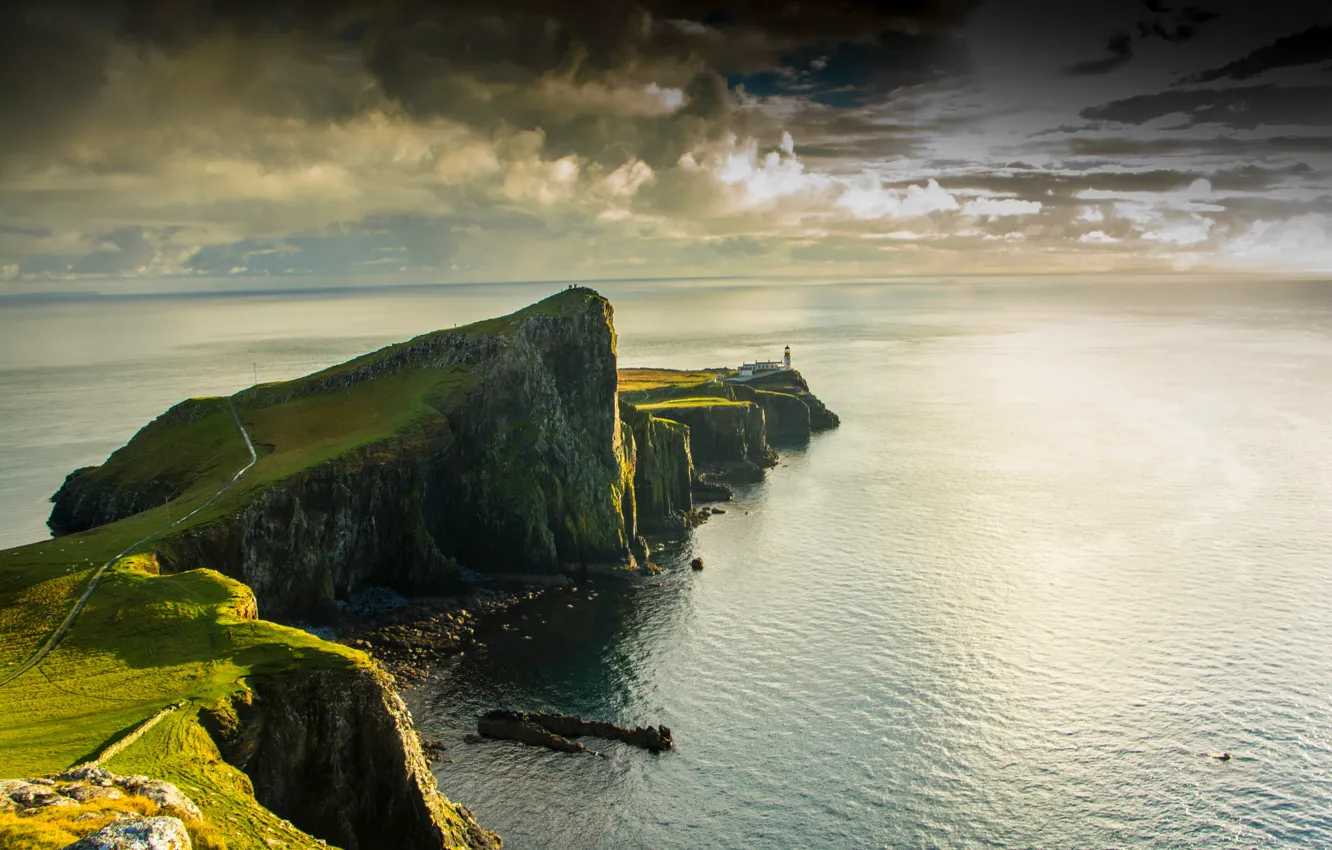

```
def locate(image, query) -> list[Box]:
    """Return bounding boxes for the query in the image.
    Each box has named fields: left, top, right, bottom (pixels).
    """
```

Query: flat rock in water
left=478, top=709, right=672, bottom=753
left=62, top=816, right=192, bottom=850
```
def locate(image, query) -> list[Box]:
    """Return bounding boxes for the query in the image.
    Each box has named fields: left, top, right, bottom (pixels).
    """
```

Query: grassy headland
left=0, top=291, right=619, bottom=849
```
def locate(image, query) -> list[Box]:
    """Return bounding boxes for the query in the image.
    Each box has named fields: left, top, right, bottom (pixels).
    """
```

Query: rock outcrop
left=642, top=402, right=776, bottom=483
left=620, top=403, right=695, bottom=532
left=201, top=663, right=499, bottom=850
left=2, top=768, right=205, bottom=850
left=64, top=817, right=192, bottom=850
left=477, top=709, right=672, bottom=754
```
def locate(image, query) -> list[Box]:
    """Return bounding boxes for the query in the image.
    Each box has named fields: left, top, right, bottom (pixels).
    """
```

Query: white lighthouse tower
left=783, top=345, right=791, bottom=369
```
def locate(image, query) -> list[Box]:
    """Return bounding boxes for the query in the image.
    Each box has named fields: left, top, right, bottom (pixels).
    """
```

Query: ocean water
left=4, top=278, right=1332, bottom=847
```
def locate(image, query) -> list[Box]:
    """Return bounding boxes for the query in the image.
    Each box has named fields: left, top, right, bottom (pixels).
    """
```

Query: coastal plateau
left=0, top=288, right=838, bottom=849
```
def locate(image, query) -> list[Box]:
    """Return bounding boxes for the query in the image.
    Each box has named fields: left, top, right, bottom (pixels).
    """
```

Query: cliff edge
left=5, top=288, right=838, bottom=850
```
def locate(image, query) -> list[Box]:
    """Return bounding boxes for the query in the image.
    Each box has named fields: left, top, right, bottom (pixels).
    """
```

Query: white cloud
left=1079, top=231, right=1120, bottom=244
left=1141, top=215, right=1215, bottom=246
left=501, top=154, right=582, bottom=205
left=961, top=198, right=1043, bottom=218
left=713, top=131, right=833, bottom=206
left=1226, top=215, right=1332, bottom=269
left=836, top=175, right=960, bottom=220
left=600, top=160, right=655, bottom=199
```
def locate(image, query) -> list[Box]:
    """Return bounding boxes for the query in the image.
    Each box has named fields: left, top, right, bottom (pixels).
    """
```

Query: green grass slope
left=0, top=535, right=362, bottom=849
left=51, top=287, right=609, bottom=539
left=0, top=291, right=619, bottom=848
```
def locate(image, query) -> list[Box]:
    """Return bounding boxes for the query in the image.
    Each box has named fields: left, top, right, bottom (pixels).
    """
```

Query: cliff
left=11, top=291, right=839, bottom=850
left=633, top=399, right=776, bottom=483
left=0, top=545, right=499, bottom=850
left=616, top=366, right=839, bottom=492
left=50, top=288, right=644, bottom=621
left=619, top=403, right=694, bottom=532
left=203, top=665, right=497, bottom=850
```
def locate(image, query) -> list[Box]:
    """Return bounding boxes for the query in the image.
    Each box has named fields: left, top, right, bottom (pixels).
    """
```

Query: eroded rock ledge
left=477, top=709, right=673, bottom=754
left=202, top=664, right=499, bottom=850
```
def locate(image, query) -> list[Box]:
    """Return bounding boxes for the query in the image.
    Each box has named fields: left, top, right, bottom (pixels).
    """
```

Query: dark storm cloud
left=1064, top=31, right=1134, bottom=76
left=1082, top=85, right=1332, bottom=129
left=0, top=0, right=984, bottom=172
left=1184, top=24, right=1332, bottom=83
left=0, top=9, right=111, bottom=161
left=1068, top=136, right=1332, bottom=157
left=1062, top=2, right=1220, bottom=76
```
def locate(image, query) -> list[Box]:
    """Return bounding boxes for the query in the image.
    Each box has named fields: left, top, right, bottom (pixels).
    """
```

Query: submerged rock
left=477, top=709, right=672, bottom=754
left=477, top=710, right=589, bottom=754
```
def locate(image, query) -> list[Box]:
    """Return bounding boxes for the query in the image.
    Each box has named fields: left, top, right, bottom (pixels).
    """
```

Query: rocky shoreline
left=342, top=586, right=540, bottom=685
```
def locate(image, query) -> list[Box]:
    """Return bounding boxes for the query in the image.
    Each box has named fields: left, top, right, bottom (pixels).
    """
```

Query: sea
left=3, top=276, right=1332, bottom=847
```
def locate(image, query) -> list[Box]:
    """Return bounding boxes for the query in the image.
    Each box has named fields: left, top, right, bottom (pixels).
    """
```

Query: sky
left=0, top=0, right=1330, bottom=289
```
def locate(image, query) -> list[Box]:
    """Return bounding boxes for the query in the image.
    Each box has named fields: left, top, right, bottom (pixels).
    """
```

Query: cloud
left=1184, top=24, right=1332, bottom=83
left=1082, top=85, right=1332, bottom=129
left=0, top=0, right=1327, bottom=282
left=961, top=197, right=1043, bottom=218
left=836, top=176, right=960, bottom=220
left=1064, top=31, right=1134, bottom=76
left=1079, top=230, right=1120, bottom=243
left=1142, top=215, right=1215, bottom=245
left=1226, top=214, right=1332, bottom=269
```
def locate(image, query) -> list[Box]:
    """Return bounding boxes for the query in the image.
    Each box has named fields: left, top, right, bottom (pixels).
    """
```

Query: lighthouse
left=783, top=345, right=791, bottom=369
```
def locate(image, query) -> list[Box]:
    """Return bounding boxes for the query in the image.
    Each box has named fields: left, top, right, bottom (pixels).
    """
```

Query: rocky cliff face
left=732, top=370, right=841, bottom=437
left=159, top=443, right=463, bottom=622
left=645, top=402, right=777, bottom=483
left=620, top=403, right=694, bottom=532
left=52, top=289, right=644, bottom=622
left=203, top=663, right=499, bottom=850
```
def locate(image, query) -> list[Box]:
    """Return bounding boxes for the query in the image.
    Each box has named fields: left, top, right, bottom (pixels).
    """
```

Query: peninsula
left=0, top=288, right=838, bottom=850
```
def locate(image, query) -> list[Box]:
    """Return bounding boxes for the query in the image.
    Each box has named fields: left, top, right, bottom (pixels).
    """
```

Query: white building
left=735, top=346, right=791, bottom=379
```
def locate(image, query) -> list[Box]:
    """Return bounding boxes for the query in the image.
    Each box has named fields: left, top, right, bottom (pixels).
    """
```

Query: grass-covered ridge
left=0, top=536, right=363, bottom=849
left=636, top=396, right=750, bottom=410
left=2, top=290, right=617, bottom=849
left=52, top=287, right=611, bottom=536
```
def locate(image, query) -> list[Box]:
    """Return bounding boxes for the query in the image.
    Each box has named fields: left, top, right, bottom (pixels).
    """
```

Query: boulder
left=477, top=710, right=587, bottom=754
left=115, top=776, right=203, bottom=821
left=690, top=557, right=704, bottom=571
left=479, top=709, right=673, bottom=753
left=7, top=781, right=68, bottom=808
left=62, top=816, right=192, bottom=850
left=57, top=766, right=114, bottom=784
left=65, top=784, right=125, bottom=803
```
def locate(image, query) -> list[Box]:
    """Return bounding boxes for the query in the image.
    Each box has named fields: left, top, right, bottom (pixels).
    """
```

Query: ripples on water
left=3, top=278, right=1332, bottom=847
